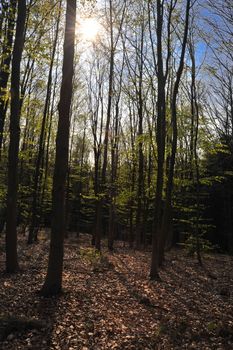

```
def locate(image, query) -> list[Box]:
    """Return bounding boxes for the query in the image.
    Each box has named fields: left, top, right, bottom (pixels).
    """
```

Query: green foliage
left=79, top=247, right=101, bottom=264
left=182, top=234, right=219, bottom=256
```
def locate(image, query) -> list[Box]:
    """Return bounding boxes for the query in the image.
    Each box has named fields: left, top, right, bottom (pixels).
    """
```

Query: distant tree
left=28, top=0, right=62, bottom=244
left=93, top=0, right=127, bottom=251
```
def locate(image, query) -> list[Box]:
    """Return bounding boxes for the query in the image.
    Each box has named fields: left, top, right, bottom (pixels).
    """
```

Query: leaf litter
left=0, top=233, right=232, bottom=349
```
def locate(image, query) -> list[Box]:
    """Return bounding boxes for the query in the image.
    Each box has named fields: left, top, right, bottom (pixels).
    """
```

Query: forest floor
left=0, top=233, right=233, bottom=350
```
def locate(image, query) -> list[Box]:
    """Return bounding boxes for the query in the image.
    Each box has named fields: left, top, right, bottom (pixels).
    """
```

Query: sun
left=79, top=18, right=100, bottom=42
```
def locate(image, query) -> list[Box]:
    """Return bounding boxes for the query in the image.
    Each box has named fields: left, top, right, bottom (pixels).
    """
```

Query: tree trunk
left=150, top=0, right=166, bottom=280
left=190, top=40, right=202, bottom=266
left=28, top=0, right=62, bottom=244
left=135, top=20, right=145, bottom=249
left=5, top=0, right=26, bottom=273
left=0, top=0, right=17, bottom=159
left=95, top=0, right=115, bottom=252
left=40, top=0, right=76, bottom=296
left=159, top=0, right=191, bottom=266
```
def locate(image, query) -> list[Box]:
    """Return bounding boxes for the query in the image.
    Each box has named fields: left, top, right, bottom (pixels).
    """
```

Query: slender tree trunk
left=108, top=54, right=124, bottom=251
left=76, top=125, right=86, bottom=237
left=128, top=103, right=136, bottom=247
left=0, top=0, right=17, bottom=159
left=108, top=101, right=119, bottom=251
left=150, top=0, right=166, bottom=279
left=159, top=0, right=191, bottom=266
left=135, top=109, right=144, bottom=249
left=143, top=144, right=152, bottom=248
left=91, top=76, right=103, bottom=248
left=95, top=0, right=115, bottom=252
left=190, top=40, right=202, bottom=266
left=40, top=0, right=76, bottom=296
left=19, top=60, right=35, bottom=180
left=40, top=54, right=59, bottom=215
left=5, top=0, right=26, bottom=273
left=135, top=21, right=145, bottom=249
left=28, top=0, right=62, bottom=244
left=65, top=117, right=75, bottom=236
left=101, top=14, right=114, bottom=185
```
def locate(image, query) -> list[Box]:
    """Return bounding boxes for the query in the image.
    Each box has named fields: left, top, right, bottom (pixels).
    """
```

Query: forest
left=0, top=0, right=232, bottom=349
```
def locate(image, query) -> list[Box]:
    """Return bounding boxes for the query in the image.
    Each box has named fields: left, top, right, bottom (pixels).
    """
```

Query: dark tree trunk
left=95, top=0, right=115, bottom=252
left=189, top=39, right=203, bottom=266
left=0, top=0, right=17, bottom=159
left=108, top=53, right=124, bottom=251
left=159, top=0, right=191, bottom=266
left=76, top=125, right=86, bottom=238
left=40, top=55, right=59, bottom=215
left=5, top=0, right=26, bottom=273
left=40, top=0, right=76, bottom=296
left=108, top=105, right=119, bottom=251
left=143, top=144, right=153, bottom=248
left=128, top=103, right=136, bottom=247
left=135, top=20, right=145, bottom=249
left=150, top=0, right=166, bottom=280
left=28, top=0, right=62, bottom=244
left=65, top=119, right=75, bottom=236
left=90, top=73, right=103, bottom=249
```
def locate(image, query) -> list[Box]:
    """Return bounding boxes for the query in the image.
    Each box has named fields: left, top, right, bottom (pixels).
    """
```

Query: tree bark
left=0, top=0, right=17, bottom=159
left=159, top=0, right=191, bottom=266
left=190, top=38, right=203, bottom=266
left=40, top=0, right=76, bottom=296
left=135, top=19, right=145, bottom=250
left=5, top=0, right=26, bottom=273
left=150, top=0, right=166, bottom=279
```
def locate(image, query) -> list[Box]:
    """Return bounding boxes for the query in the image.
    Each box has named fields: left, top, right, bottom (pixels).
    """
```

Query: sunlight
left=78, top=18, right=100, bottom=42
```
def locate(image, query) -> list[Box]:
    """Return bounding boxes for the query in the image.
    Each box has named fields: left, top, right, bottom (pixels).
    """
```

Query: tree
left=0, top=0, right=17, bottom=158
left=189, top=32, right=203, bottom=265
left=40, top=0, right=76, bottom=296
left=27, top=0, right=62, bottom=244
left=93, top=0, right=127, bottom=251
left=149, top=0, right=168, bottom=279
left=5, top=0, right=27, bottom=273
left=149, top=0, right=192, bottom=277
left=159, top=0, right=191, bottom=266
